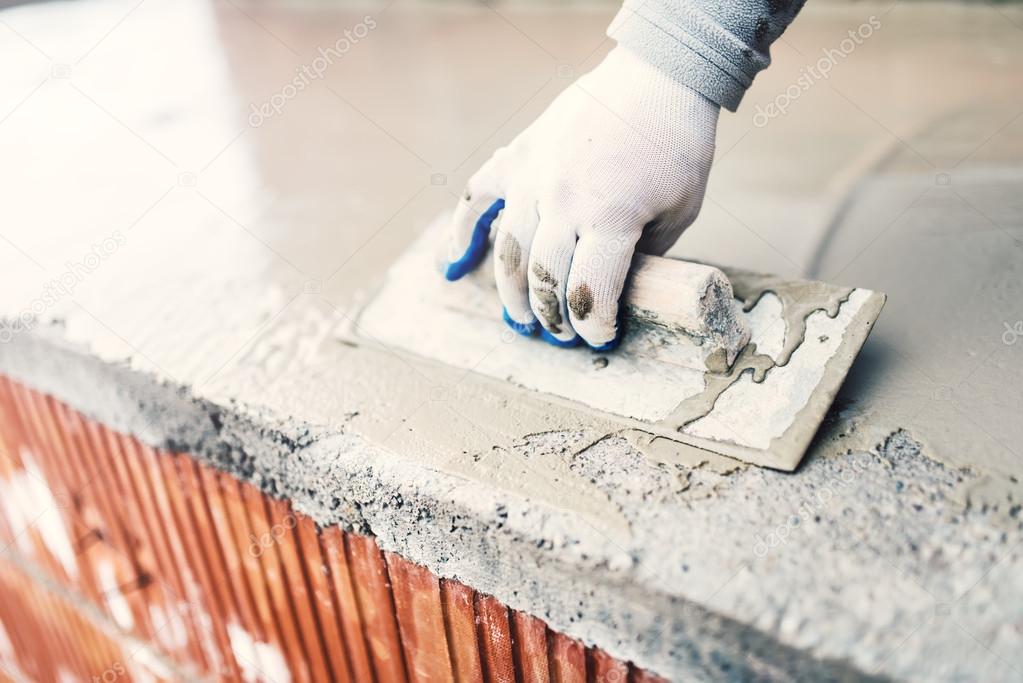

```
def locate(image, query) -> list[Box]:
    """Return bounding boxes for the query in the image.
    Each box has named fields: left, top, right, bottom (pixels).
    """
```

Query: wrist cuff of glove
left=608, top=2, right=766, bottom=112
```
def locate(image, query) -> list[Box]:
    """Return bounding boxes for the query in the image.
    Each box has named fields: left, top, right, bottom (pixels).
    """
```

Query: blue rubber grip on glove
left=446, top=197, right=622, bottom=352
left=589, top=337, right=621, bottom=352
left=444, top=198, right=505, bottom=281
left=503, top=308, right=538, bottom=336
left=540, top=328, right=581, bottom=348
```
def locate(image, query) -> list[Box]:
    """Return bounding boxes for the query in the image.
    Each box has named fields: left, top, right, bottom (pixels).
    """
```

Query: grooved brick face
left=0, top=375, right=667, bottom=683
left=0, top=559, right=173, bottom=683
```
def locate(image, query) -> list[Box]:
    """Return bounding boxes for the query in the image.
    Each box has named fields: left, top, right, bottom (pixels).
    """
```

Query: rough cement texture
left=2, top=323, right=1021, bottom=682
left=1, top=1, right=1023, bottom=681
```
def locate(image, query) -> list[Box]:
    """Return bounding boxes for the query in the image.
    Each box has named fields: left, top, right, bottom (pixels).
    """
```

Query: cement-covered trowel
left=350, top=215, right=885, bottom=471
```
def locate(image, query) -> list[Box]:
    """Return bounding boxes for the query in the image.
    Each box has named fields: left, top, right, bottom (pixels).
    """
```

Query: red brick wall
left=0, top=558, right=173, bottom=683
left=0, top=376, right=665, bottom=683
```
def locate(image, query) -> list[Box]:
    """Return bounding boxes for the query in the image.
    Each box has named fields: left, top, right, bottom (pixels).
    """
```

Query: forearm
left=608, top=0, right=806, bottom=111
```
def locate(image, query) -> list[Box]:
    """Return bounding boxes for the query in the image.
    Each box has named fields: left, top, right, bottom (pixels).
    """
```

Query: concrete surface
left=1, top=0, right=1022, bottom=681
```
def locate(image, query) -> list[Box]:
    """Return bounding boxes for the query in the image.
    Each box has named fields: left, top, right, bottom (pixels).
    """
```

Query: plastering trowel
left=350, top=215, right=885, bottom=471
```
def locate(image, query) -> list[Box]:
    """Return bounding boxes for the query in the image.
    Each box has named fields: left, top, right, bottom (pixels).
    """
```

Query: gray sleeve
left=607, top=0, right=806, bottom=112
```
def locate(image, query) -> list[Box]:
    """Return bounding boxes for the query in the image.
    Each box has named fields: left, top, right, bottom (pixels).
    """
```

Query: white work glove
left=444, top=46, right=719, bottom=349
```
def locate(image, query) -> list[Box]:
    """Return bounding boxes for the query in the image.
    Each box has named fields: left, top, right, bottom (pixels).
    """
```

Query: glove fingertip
left=540, top=328, right=582, bottom=348
left=586, top=314, right=625, bottom=352
left=444, top=198, right=505, bottom=281
left=588, top=338, right=620, bottom=352
left=503, top=307, right=538, bottom=336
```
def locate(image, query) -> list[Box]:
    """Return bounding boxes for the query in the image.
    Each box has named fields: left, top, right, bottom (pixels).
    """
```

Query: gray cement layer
left=1, top=1, right=1023, bottom=681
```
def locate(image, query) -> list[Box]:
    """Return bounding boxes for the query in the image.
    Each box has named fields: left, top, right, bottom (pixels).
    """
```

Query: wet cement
left=731, top=274, right=855, bottom=367
left=665, top=342, right=776, bottom=426
left=356, top=226, right=882, bottom=470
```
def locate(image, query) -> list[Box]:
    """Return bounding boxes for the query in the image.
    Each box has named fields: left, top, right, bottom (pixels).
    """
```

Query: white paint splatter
left=132, top=668, right=157, bottom=683
left=0, top=448, right=77, bottom=579
left=96, top=560, right=134, bottom=630
left=149, top=603, right=189, bottom=651
left=129, top=644, right=176, bottom=682
left=187, top=586, right=224, bottom=677
left=227, top=622, right=291, bottom=683
left=0, top=619, right=14, bottom=660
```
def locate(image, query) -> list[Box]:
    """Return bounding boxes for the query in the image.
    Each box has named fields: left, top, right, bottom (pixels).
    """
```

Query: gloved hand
left=444, top=46, right=719, bottom=349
